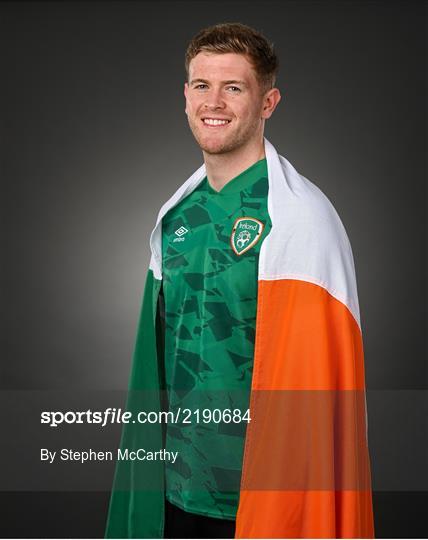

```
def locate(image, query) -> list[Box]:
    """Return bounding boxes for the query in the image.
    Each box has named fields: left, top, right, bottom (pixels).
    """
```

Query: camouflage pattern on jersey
left=161, top=158, right=271, bottom=520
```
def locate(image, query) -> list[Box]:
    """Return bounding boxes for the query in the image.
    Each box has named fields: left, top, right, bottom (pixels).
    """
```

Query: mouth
left=201, top=117, right=231, bottom=128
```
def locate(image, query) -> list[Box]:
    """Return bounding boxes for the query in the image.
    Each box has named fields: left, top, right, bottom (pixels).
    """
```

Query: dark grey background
left=1, top=0, right=427, bottom=538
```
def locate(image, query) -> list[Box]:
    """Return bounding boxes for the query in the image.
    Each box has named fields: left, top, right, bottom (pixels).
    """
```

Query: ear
left=261, top=88, right=282, bottom=120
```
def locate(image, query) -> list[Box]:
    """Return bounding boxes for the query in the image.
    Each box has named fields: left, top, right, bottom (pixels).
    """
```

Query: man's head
left=184, top=23, right=281, bottom=156
left=185, top=22, right=279, bottom=95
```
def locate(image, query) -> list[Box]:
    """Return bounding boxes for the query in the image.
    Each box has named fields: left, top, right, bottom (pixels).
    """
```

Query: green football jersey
left=161, top=158, right=271, bottom=520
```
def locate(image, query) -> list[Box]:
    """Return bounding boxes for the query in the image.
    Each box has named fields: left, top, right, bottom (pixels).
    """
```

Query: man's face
left=184, top=52, right=272, bottom=155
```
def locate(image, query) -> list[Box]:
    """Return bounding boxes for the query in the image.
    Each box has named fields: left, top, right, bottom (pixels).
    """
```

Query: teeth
left=203, top=118, right=230, bottom=126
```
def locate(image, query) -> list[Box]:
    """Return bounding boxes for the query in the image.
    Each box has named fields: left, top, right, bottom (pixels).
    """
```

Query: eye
left=194, top=84, right=208, bottom=90
left=227, top=86, right=242, bottom=93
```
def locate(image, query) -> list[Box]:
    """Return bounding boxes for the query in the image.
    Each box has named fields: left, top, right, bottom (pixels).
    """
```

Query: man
left=105, top=22, right=374, bottom=539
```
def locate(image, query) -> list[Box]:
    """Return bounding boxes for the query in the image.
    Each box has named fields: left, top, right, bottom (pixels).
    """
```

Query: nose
left=204, top=87, right=225, bottom=110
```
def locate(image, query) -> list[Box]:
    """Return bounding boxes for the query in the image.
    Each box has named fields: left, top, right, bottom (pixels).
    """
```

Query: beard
left=187, top=115, right=261, bottom=156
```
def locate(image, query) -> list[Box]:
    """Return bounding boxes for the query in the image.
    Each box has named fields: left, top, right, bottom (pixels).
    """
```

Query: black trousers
left=164, top=499, right=236, bottom=539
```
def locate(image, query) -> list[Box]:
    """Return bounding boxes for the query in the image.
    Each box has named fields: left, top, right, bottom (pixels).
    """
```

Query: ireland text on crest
left=230, top=217, right=264, bottom=256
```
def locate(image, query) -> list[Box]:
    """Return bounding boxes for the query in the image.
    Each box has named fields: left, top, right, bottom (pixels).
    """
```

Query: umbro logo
left=173, top=226, right=188, bottom=243
left=175, top=226, right=188, bottom=237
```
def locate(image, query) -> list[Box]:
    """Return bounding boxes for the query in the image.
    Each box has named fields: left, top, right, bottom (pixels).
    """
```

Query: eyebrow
left=189, top=78, right=248, bottom=87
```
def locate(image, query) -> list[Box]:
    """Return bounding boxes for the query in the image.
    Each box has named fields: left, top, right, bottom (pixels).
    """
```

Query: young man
left=105, top=23, right=374, bottom=539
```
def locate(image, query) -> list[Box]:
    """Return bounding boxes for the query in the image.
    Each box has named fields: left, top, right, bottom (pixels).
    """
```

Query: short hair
left=184, top=22, right=279, bottom=94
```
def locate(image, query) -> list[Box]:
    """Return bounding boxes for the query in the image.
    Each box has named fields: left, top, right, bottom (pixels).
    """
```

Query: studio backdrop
left=1, top=1, right=427, bottom=538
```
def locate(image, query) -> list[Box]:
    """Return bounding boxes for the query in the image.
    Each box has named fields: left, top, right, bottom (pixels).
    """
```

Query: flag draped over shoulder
left=104, top=270, right=165, bottom=539
left=105, top=138, right=374, bottom=539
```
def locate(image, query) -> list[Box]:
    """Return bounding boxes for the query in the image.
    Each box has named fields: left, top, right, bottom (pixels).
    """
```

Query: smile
left=202, top=118, right=231, bottom=126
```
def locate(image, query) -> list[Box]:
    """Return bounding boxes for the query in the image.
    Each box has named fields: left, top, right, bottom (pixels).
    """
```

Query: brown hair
left=185, top=22, right=279, bottom=94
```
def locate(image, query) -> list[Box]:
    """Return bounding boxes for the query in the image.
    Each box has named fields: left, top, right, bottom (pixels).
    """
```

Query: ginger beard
left=184, top=53, right=267, bottom=156
left=185, top=104, right=264, bottom=155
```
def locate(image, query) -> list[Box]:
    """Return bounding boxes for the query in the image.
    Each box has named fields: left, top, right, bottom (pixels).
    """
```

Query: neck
left=203, top=136, right=265, bottom=192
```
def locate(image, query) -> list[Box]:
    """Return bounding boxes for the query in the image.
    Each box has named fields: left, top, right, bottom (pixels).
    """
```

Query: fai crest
left=230, top=217, right=264, bottom=256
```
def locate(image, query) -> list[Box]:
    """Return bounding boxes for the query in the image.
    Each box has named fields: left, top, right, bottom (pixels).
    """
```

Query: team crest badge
left=230, top=217, right=264, bottom=256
